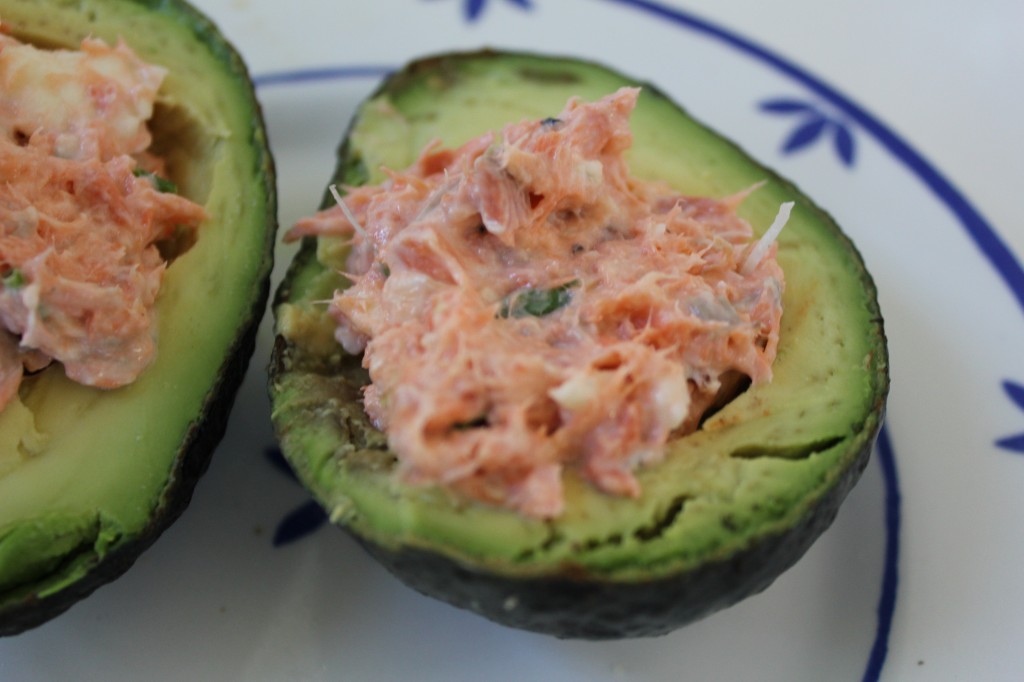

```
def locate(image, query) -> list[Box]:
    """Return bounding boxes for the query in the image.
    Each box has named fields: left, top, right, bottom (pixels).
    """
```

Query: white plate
left=3, top=1, right=1022, bottom=680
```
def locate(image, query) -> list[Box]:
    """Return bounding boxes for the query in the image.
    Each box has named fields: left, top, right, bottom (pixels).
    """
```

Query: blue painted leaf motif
left=273, top=500, right=329, bottom=547
left=782, top=115, right=827, bottom=154
left=465, top=0, right=486, bottom=20
left=996, top=380, right=1024, bottom=453
left=1003, top=379, right=1024, bottom=410
left=759, top=98, right=815, bottom=115
left=996, top=434, right=1024, bottom=453
left=834, top=122, right=856, bottom=167
left=760, top=96, right=857, bottom=167
left=424, top=0, right=533, bottom=22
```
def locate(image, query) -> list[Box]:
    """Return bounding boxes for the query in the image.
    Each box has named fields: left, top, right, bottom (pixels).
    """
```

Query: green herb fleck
left=133, top=168, right=178, bottom=194
left=343, top=156, right=370, bottom=188
left=2, top=269, right=25, bottom=289
left=498, top=279, right=580, bottom=319
left=453, top=415, right=488, bottom=431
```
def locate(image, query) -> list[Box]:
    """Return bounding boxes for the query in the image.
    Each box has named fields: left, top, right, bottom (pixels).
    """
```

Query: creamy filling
left=0, top=28, right=206, bottom=410
left=286, top=88, right=785, bottom=518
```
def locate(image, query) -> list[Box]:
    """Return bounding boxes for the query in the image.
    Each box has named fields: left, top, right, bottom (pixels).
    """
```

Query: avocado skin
left=270, top=50, right=889, bottom=639
left=359, top=429, right=874, bottom=639
left=0, top=0, right=276, bottom=635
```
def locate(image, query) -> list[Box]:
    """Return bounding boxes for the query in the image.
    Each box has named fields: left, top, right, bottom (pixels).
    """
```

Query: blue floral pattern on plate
left=425, top=0, right=532, bottom=22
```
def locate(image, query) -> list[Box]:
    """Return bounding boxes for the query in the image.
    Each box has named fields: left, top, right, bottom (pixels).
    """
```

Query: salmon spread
left=0, top=28, right=206, bottom=411
left=287, top=88, right=787, bottom=518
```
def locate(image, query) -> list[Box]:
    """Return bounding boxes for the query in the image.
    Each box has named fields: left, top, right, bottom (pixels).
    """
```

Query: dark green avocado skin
left=0, top=0, right=276, bottom=636
left=360, top=439, right=872, bottom=639
left=270, top=50, right=889, bottom=639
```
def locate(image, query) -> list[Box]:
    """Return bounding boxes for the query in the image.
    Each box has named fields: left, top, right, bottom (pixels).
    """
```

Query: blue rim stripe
left=253, top=65, right=392, bottom=88
left=864, top=423, right=901, bottom=682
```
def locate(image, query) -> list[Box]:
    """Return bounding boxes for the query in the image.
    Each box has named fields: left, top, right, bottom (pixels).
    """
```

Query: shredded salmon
left=287, top=88, right=786, bottom=518
left=0, top=28, right=207, bottom=411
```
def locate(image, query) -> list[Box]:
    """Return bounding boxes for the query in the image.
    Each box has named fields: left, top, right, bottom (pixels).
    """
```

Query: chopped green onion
left=498, top=279, right=580, bottom=319
left=2, top=269, right=25, bottom=289
left=452, top=415, right=489, bottom=431
left=133, top=168, right=178, bottom=194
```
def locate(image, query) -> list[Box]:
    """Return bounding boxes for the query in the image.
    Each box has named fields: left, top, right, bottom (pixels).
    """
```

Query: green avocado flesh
left=270, top=51, right=888, bottom=638
left=0, top=0, right=275, bottom=633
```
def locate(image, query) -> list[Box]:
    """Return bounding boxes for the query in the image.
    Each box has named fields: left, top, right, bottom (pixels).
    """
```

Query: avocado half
left=0, top=1, right=276, bottom=634
left=269, top=51, right=888, bottom=639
